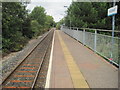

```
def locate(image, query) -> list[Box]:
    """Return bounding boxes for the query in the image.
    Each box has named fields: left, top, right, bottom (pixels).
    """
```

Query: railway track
left=2, top=29, right=54, bottom=89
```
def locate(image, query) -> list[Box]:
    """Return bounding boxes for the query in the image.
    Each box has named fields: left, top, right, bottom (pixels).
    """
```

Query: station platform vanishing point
left=46, top=30, right=118, bottom=88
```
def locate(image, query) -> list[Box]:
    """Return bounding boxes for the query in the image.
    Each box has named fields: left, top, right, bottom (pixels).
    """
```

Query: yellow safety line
left=57, top=31, right=89, bottom=88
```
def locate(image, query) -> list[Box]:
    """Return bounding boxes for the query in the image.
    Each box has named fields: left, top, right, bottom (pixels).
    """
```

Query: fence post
left=77, top=28, right=78, bottom=31
left=94, top=30, right=97, bottom=52
left=76, top=28, right=79, bottom=41
left=83, top=29, right=85, bottom=45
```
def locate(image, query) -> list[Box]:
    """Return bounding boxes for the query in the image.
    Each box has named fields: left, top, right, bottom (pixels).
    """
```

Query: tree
left=64, top=2, right=120, bottom=30
left=30, top=6, right=55, bottom=32
left=30, top=6, right=46, bottom=27
left=22, top=16, right=32, bottom=38
left=56, top=19, right=64, bottom=29
left=2, top=3, right=55, bottom=56
left=31, top=20, right=41, bottom=37
left=2, top=2, right=29, bottom=55
left=45, top=15, right=55, bottom=29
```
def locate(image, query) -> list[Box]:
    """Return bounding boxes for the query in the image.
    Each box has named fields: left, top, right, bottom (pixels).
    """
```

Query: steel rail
left=2, top=30, right=51, bottom=85
left=31, top=32, right=52, bottom=89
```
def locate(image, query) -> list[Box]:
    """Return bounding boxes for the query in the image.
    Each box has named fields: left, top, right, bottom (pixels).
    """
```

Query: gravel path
left=2, top=33, right=47, bottom=81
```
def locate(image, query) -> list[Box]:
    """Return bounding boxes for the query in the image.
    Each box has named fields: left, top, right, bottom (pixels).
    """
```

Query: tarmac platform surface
left=49, top=30, right=118, bottom=88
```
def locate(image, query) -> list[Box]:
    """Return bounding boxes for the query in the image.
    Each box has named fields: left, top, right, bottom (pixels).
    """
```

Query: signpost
left=107, top=1, right=118, bottom=62
left=108, top=5, right=118, bottom=16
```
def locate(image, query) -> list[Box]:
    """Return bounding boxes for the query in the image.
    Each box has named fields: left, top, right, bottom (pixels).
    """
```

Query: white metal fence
left=61, top=26, right=119, bottom=66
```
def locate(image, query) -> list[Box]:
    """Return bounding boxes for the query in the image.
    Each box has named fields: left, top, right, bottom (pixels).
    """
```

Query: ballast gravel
left=2, top=34, right=47, bottom=81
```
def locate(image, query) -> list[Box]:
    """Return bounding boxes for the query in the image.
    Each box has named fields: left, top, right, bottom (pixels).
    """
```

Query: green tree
left=56, top=19, right=64, bottom=29
left=2, top=2, right=29, bottom=55
left=2, top=3, right=55, bottom=56
left=30, top=6, right=46, bottom=27
left=22, top=16, right=32, bottom=38
left=30, top=6, right=55, bottom=33
left=45, top=15, right=55, bottom=29
left=64, top=2, right=120, bottom=30
left=31, top=20, right=41, bottom=37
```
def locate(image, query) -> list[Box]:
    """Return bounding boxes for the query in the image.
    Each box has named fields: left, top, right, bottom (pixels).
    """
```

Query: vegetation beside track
left=56, top=2, right=120, bottom=31
left=2, top=2, right=56, bottom=57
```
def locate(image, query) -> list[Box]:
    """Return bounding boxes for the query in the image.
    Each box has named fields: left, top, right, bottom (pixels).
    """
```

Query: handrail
left=61, top=26, right=119, bottom=67
left=64, top=26, right=120, bottom=33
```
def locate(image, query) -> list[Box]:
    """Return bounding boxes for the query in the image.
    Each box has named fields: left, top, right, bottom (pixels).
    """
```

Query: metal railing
left=61, top=26, right=119, bottom=67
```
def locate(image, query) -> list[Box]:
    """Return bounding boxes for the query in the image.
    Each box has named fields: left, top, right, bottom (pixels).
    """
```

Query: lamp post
left=64, top=6, right=71, bottom=30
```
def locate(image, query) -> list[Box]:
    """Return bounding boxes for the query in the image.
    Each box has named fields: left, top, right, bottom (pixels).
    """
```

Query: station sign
left=108, top=5, right=118, bottom=16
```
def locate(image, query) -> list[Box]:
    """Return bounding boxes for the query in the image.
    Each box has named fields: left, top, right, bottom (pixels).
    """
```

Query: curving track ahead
left=2, top=29, right=54, bottom=89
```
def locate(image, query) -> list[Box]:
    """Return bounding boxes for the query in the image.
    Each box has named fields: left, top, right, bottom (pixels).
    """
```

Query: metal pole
left=94, top=30, right=97, bottom=52
left=111, top=0, right=116, bottom=60
left=76, top=28, right=79, bottom=41
left=70, top=11, right=71, bottom=30
left=83, top=29, right=85, bottom=45
left=64, top=6, right=71, bottom=30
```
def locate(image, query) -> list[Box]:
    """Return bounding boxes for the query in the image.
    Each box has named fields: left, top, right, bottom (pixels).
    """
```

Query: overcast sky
left=26, top=0, right=72, bottom=22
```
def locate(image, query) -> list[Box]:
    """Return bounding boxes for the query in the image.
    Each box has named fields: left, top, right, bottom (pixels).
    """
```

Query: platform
left=49, top=30, right=118, bottom=88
